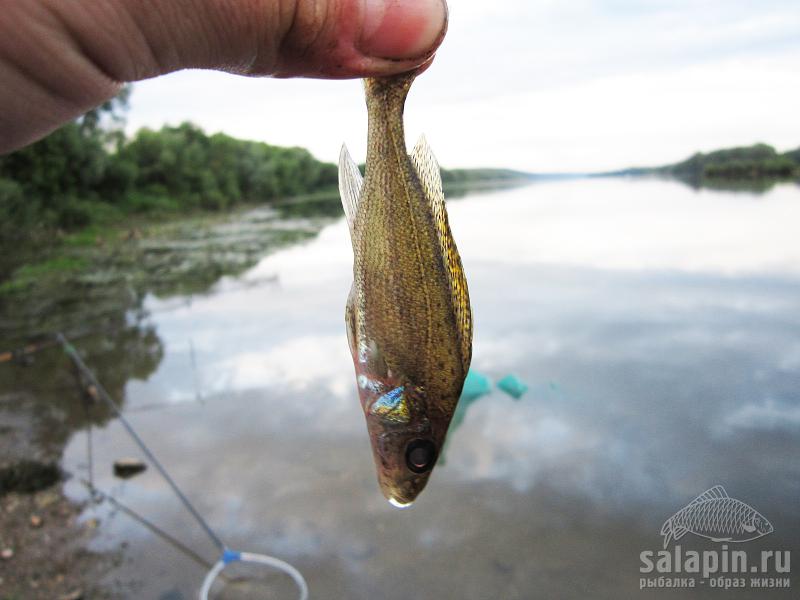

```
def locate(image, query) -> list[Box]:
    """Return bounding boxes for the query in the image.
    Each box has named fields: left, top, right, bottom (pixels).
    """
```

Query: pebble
left=30, top=514, right=43, bottom=528
left=1, top=547, right=13, bottom=560
left=113, top=457, right=147, bottom=479
left=85, top=385, right=101, bottom=403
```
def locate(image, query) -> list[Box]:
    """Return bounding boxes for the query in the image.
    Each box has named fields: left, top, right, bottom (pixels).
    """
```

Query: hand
left=0, top=0, right=448, bottom=153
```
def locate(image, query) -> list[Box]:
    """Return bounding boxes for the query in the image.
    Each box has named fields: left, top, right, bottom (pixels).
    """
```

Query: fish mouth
left=378, top=470, right=433, bottom=507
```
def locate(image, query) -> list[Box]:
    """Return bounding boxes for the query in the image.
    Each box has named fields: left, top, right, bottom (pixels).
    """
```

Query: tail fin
left=660, top=518, right=674, bottom=549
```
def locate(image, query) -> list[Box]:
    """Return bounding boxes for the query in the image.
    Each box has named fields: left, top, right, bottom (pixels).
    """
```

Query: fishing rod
left=58, top=332, right=308, bottom=600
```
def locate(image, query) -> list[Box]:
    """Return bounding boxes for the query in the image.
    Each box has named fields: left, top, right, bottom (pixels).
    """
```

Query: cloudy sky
left=126, top=0, right=800, bottom=172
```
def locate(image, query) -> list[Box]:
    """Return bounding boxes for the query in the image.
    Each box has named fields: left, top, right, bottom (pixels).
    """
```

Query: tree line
left=0, top=88, right=338, bottom=239
left=662, top=143, right=800, bottom=181
left=0, top=87, right=535, bottom=243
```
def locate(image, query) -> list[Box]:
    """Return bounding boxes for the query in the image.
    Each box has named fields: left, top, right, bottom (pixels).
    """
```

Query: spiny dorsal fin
left=338, top=144, right=363, bottom=235
left=410, top=135, right=473, bottom=371
left=689, top=485, right=729, bottom=505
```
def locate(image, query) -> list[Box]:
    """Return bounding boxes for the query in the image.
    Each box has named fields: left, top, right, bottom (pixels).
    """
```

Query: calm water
left=56, top=177, right=799, bottom=598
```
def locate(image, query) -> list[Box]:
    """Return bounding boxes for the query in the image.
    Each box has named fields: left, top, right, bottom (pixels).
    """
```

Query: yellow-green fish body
left=339, top=72, right=472, bottom=506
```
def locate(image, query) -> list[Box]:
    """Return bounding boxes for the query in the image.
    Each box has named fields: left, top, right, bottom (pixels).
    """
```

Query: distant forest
left=612, top=143, right=800, bottom=183
left=0, top=87, right=526, bottom=241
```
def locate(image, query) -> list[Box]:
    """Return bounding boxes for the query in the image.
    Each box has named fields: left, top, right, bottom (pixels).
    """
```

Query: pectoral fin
left=338, top=144, right=363, bottom=236
left=410, top=135, right=473, bottom=371
left=345, top=284, right=357, bottom=359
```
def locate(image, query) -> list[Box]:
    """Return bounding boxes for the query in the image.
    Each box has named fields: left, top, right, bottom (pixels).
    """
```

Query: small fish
left=660, top=485, right=773, bottom=548
left=338, top=72, right=472, bottom=507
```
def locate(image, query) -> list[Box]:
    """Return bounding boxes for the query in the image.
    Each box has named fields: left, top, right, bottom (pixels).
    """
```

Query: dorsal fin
left=410, top=135, right=473, bottom=371
left=338, top=144, right=363, bottom=235
left=689, top=485, right=729, bottom=505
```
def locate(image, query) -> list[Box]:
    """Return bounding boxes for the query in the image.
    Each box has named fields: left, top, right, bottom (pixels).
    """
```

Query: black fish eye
left=405, top=439, right=437, bottom=473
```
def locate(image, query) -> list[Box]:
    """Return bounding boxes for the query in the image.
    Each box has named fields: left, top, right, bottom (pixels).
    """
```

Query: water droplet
left=388, top=497, right=413, bottom=509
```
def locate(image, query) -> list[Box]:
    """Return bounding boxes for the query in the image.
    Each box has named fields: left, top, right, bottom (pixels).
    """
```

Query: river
left=8, top=176, right=800, bottom=598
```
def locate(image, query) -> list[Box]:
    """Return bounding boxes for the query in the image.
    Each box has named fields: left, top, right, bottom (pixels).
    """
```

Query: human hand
left=0, top=0, right=448, bottom=153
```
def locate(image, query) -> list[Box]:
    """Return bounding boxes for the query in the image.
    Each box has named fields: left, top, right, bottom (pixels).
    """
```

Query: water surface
left=54, top=177, right=800, bottom=598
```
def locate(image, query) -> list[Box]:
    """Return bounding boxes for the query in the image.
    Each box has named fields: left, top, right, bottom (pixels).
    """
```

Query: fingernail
left=360, top=0, right=448, bottom=60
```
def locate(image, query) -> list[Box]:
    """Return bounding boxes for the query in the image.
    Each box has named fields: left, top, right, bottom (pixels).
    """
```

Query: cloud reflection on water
left=62, top=178, right=800, bottom=599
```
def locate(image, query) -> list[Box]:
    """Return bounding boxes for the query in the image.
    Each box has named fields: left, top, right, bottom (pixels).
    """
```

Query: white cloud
left=216, top=334, right=352, bottom=398
left=715, top=398, right=800, bottom=436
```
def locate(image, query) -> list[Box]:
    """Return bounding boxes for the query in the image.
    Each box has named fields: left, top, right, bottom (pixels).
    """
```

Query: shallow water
left=48, top=177, right=800, bottom=597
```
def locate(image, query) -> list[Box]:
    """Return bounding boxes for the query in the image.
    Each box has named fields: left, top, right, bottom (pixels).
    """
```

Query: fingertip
left=359, top=0, right=448, bottom=61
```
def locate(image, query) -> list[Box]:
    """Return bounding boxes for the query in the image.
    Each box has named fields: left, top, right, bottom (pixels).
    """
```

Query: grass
left=62, top=225, right=107, bottom=247
left=0, top=256, right=88, bottom=295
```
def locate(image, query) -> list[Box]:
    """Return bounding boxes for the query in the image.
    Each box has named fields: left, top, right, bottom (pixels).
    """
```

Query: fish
left=660, top=485, right=773, bottom=548
left=338, top=72, right=472, bottom=507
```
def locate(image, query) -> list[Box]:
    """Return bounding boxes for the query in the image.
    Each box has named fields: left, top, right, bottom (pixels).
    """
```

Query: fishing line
left=78, top=478, right=219, bottom=574
left=58, top=332, right=309, bottom=600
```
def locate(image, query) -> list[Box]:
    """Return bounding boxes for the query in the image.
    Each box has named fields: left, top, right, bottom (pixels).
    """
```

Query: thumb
left=0, top=0, right=448, bottom=152
left=92, top=0, right=449, bottom=79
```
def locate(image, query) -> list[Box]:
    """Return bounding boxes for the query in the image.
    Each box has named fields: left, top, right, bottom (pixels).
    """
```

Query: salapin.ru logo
left=639, top=485, right=790, bottom=591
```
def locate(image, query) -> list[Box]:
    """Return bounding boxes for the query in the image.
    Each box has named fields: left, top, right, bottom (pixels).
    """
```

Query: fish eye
left=405, top=439, right=437, bottom=473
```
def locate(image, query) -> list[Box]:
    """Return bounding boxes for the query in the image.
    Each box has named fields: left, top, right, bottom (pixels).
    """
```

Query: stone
left=113, top=458, right=147, bottom=479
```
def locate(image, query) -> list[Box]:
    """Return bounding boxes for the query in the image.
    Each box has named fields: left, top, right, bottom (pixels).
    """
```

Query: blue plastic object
left=460, top=369, right=492, bottom=401
left=497, top=374, right=528, bottom=399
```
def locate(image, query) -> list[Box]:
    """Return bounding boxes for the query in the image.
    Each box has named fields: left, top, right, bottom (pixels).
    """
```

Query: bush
left=124, top=191, right=181, bottom=213
left=0, top=177, right=33, bottom=230
left=56, top=197, right=94, bottom=229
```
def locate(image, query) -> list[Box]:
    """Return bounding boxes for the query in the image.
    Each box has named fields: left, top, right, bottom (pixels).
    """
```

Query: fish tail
left=362, top=72, right=417, bottom=185
left=363, top=73, right=416, bottom=107
left=363, top=74, right=415, bottom=145
left=661, top=518, right=674, bottom=549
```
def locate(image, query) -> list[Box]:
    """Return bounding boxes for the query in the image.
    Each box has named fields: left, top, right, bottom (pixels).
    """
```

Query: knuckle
left=272, top=0, right=342, bottom=76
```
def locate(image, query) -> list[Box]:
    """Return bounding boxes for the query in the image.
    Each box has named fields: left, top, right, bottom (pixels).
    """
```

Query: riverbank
left=0, top=198, right=342, bottom=598
left=0, top=201, right=335, bottom=339
left=0, top=487, right=118, bottom=599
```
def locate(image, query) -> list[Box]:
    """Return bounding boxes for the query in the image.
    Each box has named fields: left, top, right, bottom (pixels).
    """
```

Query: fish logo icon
left=660, top=485, right=773, bottom=549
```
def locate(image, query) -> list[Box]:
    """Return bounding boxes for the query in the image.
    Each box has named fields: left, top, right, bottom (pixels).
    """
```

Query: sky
left=125, top=0, right=800, bottom=173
